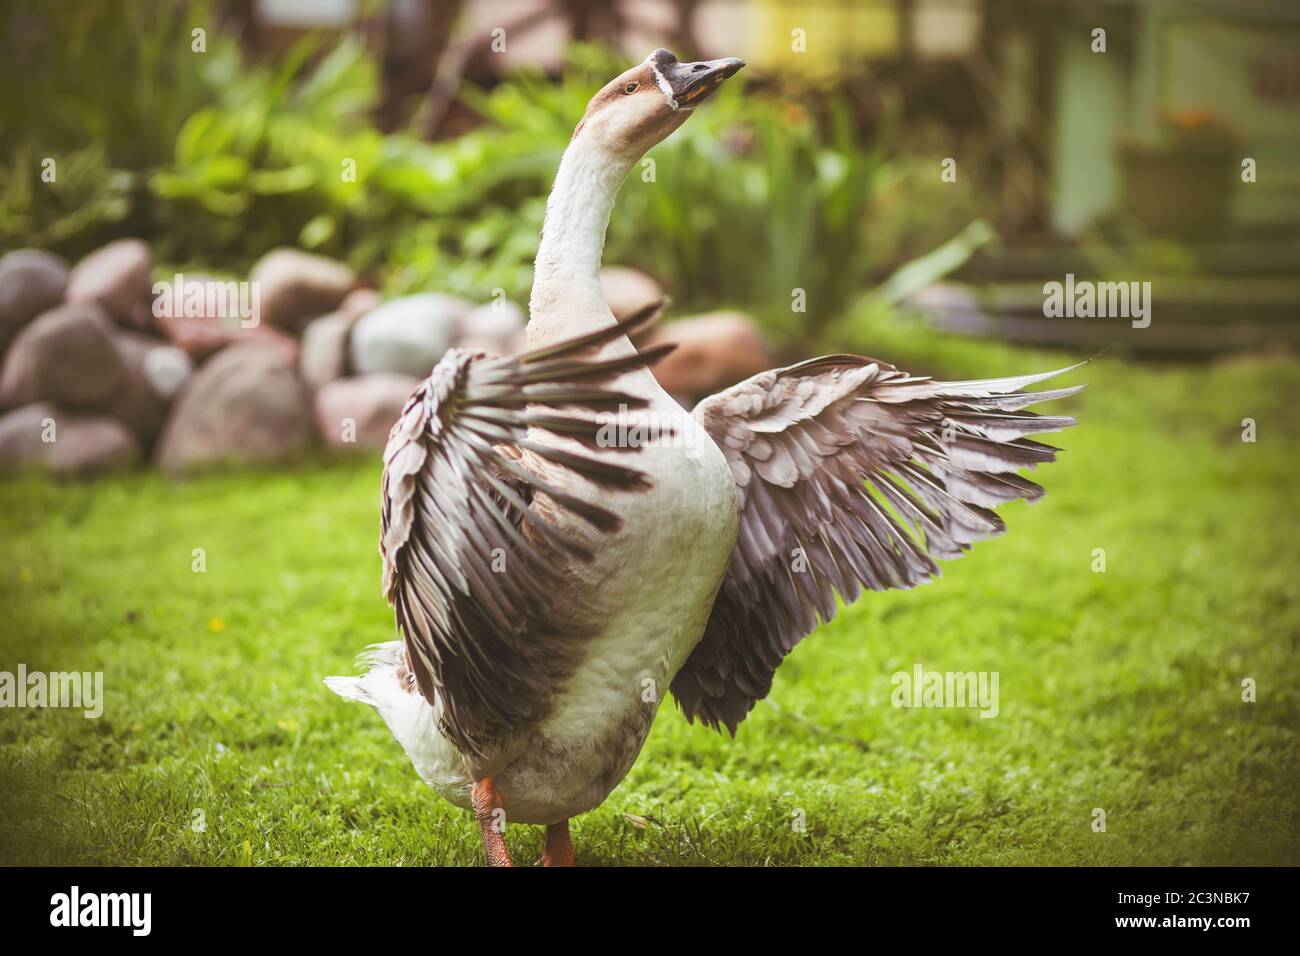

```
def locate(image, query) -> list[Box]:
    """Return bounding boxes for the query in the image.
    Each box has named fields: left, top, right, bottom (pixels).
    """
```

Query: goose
left=326, top=49, right=1083, bottom=866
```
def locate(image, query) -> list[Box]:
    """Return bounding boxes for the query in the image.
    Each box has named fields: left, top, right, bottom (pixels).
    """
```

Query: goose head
left=572, top=49, right=745, bottom=162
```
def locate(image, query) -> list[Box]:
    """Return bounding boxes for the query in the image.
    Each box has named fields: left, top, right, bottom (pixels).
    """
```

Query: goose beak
left=650, top=50, right=745, bottom=109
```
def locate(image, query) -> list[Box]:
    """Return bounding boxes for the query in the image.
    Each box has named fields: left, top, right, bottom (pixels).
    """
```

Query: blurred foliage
left=1, top=4, right=984, bottom=339
left=447, top=44, right=895, bottom=335
left=613, top=84, right=883, bottom=338
left=0, top=0, right=216, bottom=253
left=146, top=35, right=386, bottom=266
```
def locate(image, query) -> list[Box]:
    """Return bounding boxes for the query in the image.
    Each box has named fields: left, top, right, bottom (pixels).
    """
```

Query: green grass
left=2, top=324, right=1298, bottom=867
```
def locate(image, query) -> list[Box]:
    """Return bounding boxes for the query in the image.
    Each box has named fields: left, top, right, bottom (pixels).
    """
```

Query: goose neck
left=529, top=140, right=633, bottom=337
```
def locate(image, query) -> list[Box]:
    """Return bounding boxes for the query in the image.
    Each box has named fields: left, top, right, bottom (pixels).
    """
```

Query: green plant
left=612, top=94, right=888, bottom=339
left=446, top=46, right=896, bottom=335
left=0, top=0, right=229, bottom=254
left=1, top=11, right=991, bottom=342
left=0, top=143, right=133, bottom=250
left=146, top=35, right=386, bottom=270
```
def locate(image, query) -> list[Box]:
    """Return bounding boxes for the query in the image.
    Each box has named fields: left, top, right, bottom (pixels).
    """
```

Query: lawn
left=2, top=321, right=1298, bottom=867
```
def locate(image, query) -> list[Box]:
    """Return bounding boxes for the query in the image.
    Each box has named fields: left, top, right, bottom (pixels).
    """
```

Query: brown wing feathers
left=380, top=304, right=668, bottom=757
left=673, top=356, right=1082, bottom=732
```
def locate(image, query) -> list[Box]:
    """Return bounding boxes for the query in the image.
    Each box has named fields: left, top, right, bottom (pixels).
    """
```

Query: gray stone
left=0, top=402, right=56, bottom=469
left=0, top=302, right=129, bottom=410
left=0, top=249, right=69, bottom=354
left=47, top=414, right=140, bottom=477
left=643, top=311, right=771, bottom=404
left=314, top=374, right=418, bottom=451
left=109, top=331, right=192, bottom=445
left=250, top=248, right=354, bottom=333
left=65, top=238, right=154, bottom=328
left=155, top=344, right=312, bottom=475
left=141, top=343, right=193, bottom=400
left=300, top=287, right=384, bottom=391
left=154, top=277, right=299, bottom=366
left=340, top=286, right=382, bottom=320
left=457, top=299, right=526, bottom=354
left=0, top=402, right=139, bottom=478
left=600, top=266, right=664, bottom=323
left=348, top=293, right=469, bottom=378
left=300, top=311, right=357, bottom=391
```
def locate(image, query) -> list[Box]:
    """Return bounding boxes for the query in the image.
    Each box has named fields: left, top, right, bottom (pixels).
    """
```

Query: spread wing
left=671, top=354, right=1083, bottom=732
left=381, top=306, right=670, bottom=757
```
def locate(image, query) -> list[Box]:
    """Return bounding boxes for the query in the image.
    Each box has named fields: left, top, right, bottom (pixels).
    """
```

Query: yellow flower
left=208, top=617, right=225, bottom=633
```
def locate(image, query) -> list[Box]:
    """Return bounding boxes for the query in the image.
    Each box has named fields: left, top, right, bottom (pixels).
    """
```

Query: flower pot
left=1119, top=141, right=1235, bottom=237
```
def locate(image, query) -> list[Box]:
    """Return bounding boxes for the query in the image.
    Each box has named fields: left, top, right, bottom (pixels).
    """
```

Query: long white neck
left=527, top=137, right=634, bottom=348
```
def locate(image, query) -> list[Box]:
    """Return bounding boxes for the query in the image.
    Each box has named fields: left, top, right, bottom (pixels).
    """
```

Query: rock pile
left=0, top=243, right=529, bottom=478
left=0, top=243, right=767, bottom=478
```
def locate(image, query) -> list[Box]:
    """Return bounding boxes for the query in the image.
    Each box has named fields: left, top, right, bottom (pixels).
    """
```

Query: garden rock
left=0, top=249, right=69, bottom=354
left=600, top=266, right=663, bottom=324
left=65, top=238, right=154, bottom=329
left=250, top=248, right=355, bottom=333
left=300, top=311, right=354, bottom=391
left=0, top=302, right=128, bottom=410
left=48, top=414, right=141, bottom=477
left=456, top=299, right=526, bottom=354
left=140, top=342, right=194, bottom=401
left=314, top=374, right=417, bottom=451
left=299, top=287, right=383, bottom=391
left=0, top=402, right=56, bottom=469
left=156, top=306, right=298, bottom=365
left=643, top=311, right=771, bottom=404
left=109, top=331, right=192, bottom=444
left=0, top=402, right=139, bottom=478
left=348, top=293, right=468, bottom=378
left=340, top=286, right=382, bottom=319
left=155, top=343, right=312, bottom=475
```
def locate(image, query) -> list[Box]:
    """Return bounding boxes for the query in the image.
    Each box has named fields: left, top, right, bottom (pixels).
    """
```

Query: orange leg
left=542, top=819, right=574, bottom=867
left=471, top=778, right=512, bottom=867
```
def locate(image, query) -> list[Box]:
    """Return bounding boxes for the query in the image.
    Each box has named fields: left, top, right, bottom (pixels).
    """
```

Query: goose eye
left=624, top=82, right=639, bottom=94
